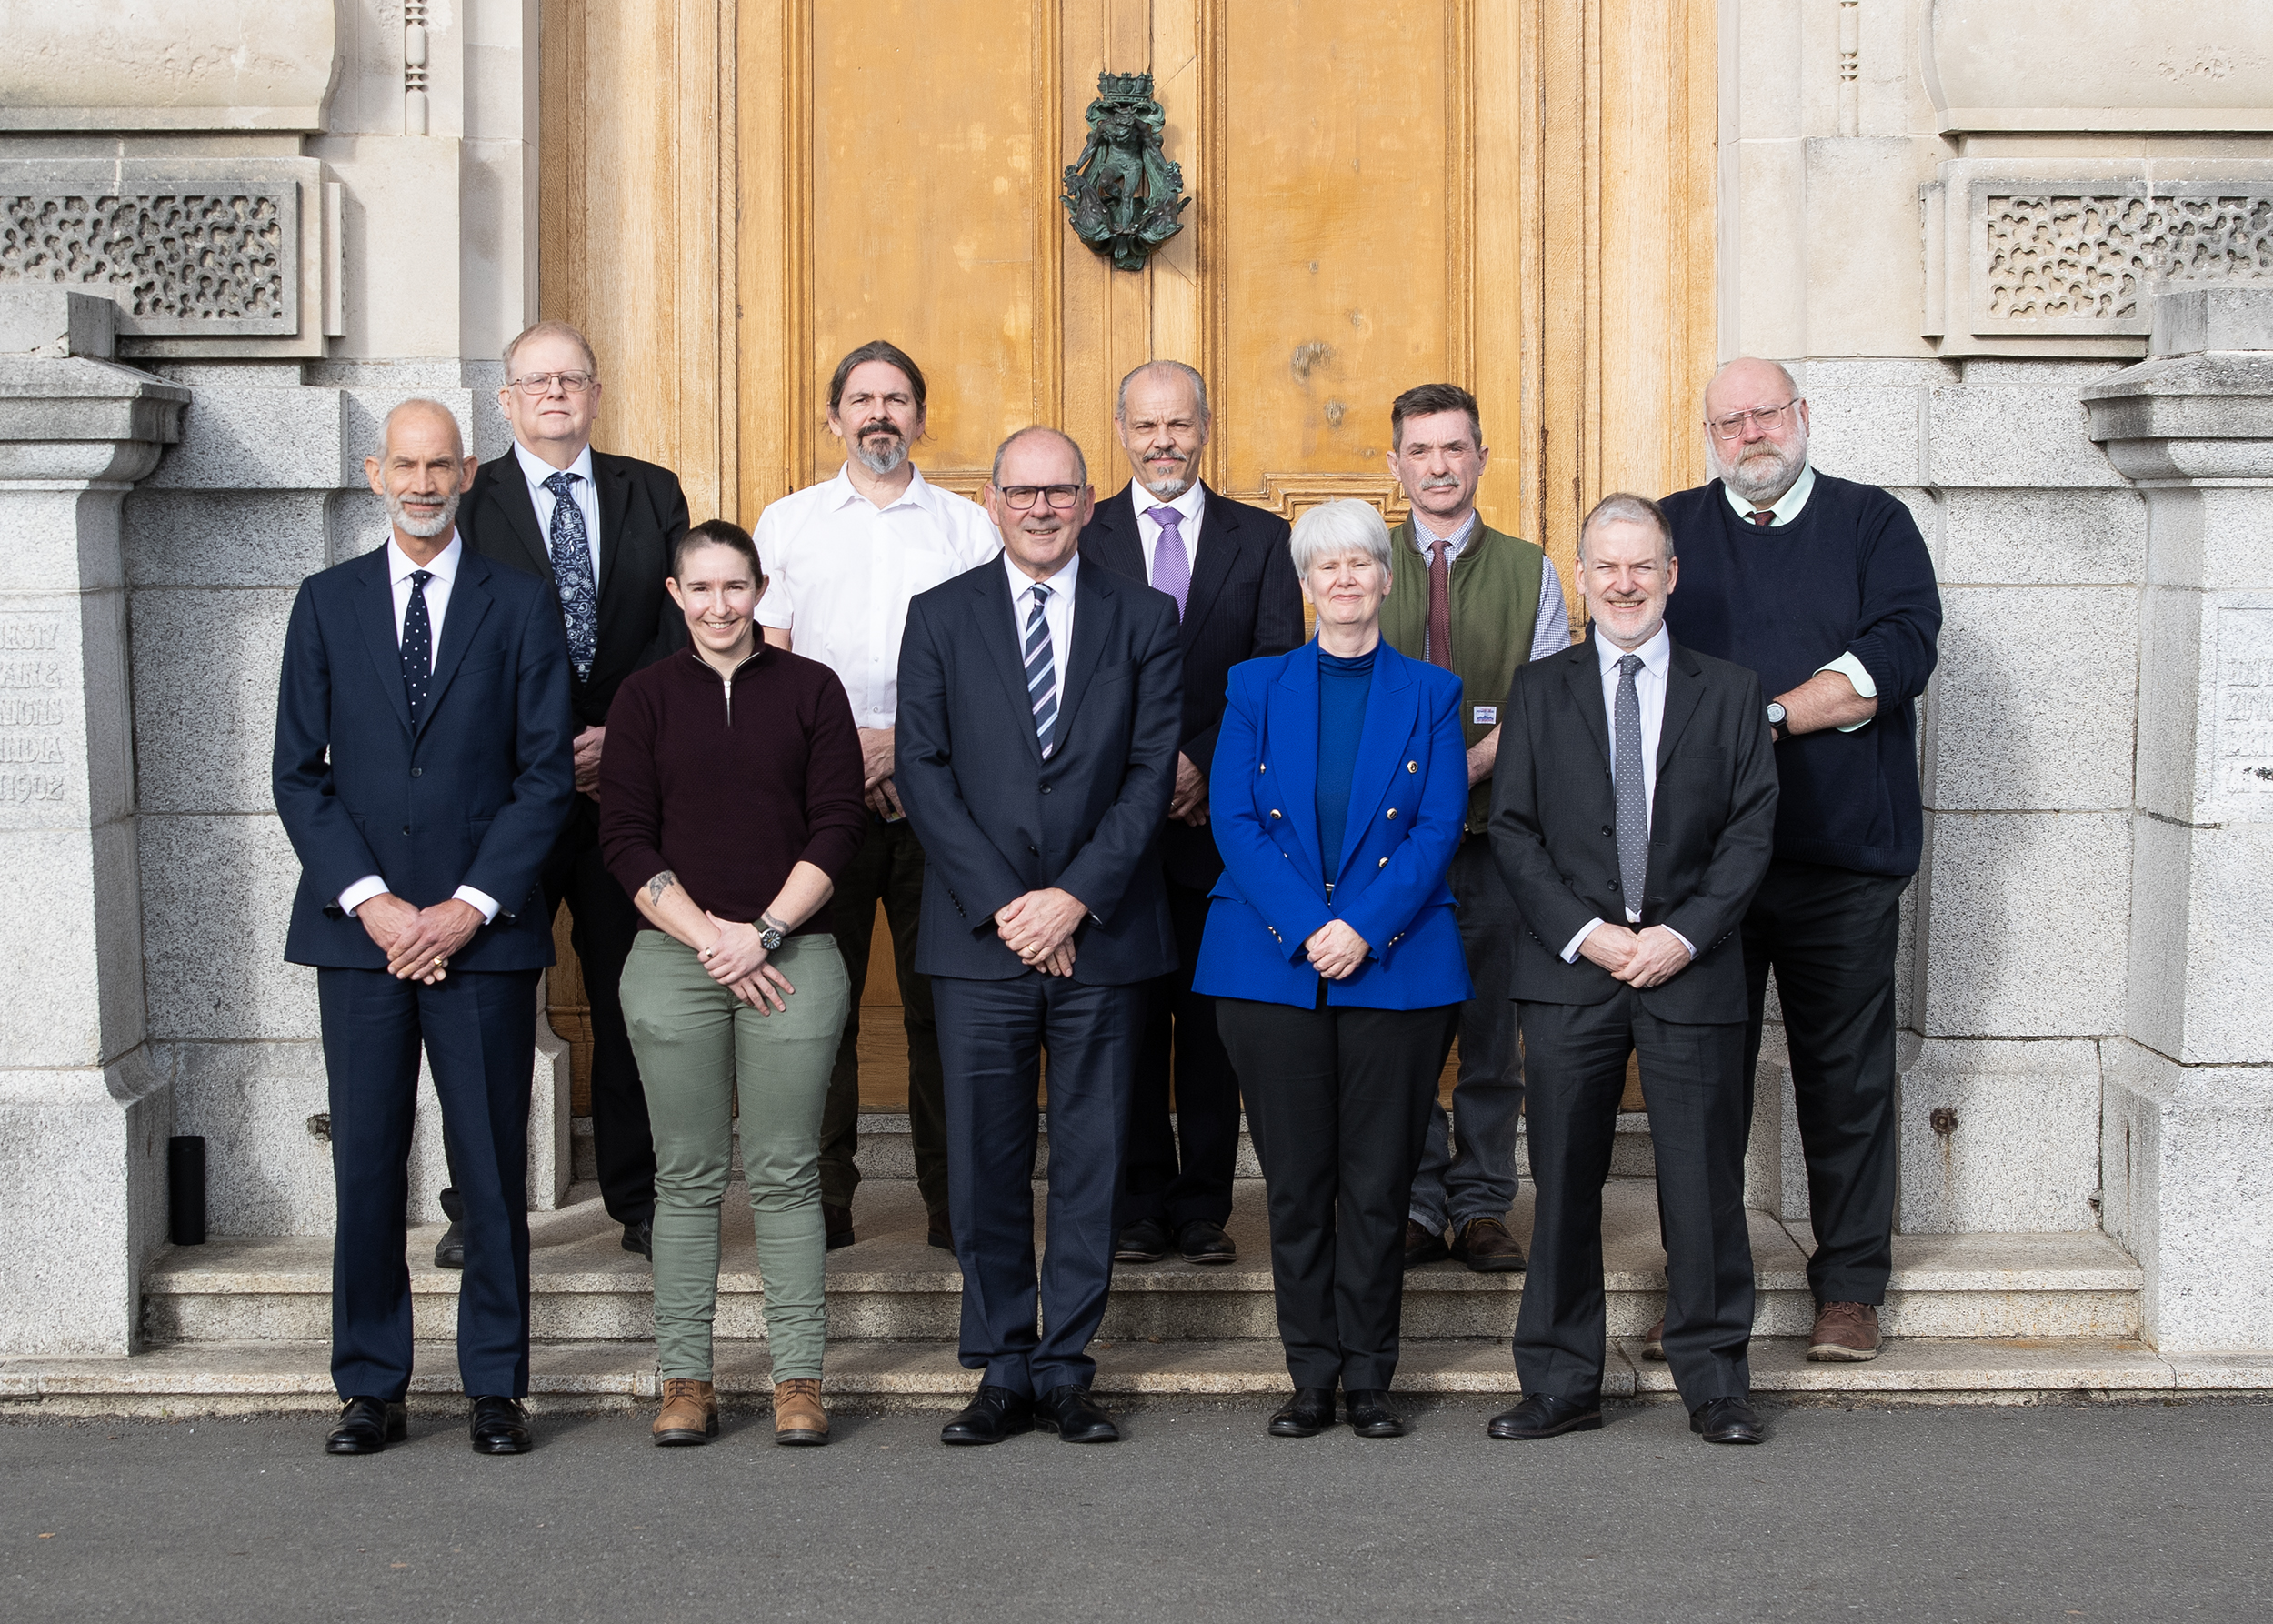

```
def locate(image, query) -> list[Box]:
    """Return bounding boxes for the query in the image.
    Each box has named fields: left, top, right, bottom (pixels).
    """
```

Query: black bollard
left=168, top=1135, right=207, bottom=1246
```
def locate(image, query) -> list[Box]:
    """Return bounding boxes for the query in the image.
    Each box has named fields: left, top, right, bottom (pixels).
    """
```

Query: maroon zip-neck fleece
left=598, top=642, right=867, bottom=929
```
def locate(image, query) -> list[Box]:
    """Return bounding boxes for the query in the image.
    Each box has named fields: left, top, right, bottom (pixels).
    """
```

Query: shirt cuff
left=338, top=876, right=387, bottom=916
left=1666, top=926, right=1696, bottom=957
left=1561, top=917, right=1605, bottom=964
left=1817, top=651, right=1877, bottom=734
left=452, top=886, right=501, bottom=924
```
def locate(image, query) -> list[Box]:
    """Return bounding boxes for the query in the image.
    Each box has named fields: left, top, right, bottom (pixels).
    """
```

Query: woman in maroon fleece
left=598, top=519, right=866, bottom=1449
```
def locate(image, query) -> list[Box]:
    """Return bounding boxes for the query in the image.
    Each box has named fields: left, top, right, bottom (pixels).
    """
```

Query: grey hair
left=1289, top=498, right=1393, bottom=576
left=380, top=397, right=466, bottom=459
left=1577, top=491, right=1675, bottom=565
left=988, top=426, right=1088, bottom=488
left=1115, top=359, right=1211, bottom=425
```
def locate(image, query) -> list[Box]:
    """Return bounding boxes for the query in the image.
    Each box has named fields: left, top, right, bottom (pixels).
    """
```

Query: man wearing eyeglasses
left=1657, top=357, right=1942, bottom=1364
left=444, top=319, right=691, bottom=1266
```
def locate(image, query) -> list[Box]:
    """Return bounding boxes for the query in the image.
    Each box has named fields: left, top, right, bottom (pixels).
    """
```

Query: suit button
left=1601, top=826, right=1613, bottom=837
left=1041, top=784, right=1052, bottom=794
left=1407, top=760, right=1417, bottom=773
left=402, top=826, right=410, bottom=836
left=1028, top=844, right=1039, bottom=855
left=1259, top=764, right=1267, bottom=773
left=1269, top=809, right=1281, bottom=819
left=1378, top=857, right=1389, bottom=868
left=411, top=767, right=423, bottom=777
left=1386, top=808, right=1397, bottom=819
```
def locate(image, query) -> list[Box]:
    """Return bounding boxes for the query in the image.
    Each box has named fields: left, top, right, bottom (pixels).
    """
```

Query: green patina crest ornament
left=1061, top=70, right=1190, bottom=273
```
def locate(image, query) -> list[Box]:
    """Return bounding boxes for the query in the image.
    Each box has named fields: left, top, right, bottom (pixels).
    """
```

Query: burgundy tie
left=1426, top=540, right=1454, bottom=669
left=1748, top=510, right=1775, bottom=527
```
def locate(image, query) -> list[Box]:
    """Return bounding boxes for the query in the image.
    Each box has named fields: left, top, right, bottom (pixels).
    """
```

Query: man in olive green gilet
left=1379, top=383, right=1571, bottom=1273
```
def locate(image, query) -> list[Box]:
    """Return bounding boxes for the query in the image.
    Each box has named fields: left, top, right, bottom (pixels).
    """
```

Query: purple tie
left=1147, top=506, right=1190, bottom=620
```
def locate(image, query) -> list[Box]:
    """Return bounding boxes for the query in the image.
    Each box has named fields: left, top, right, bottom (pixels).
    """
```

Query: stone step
left=9, top=1336, right=2268, bottom=1418
left=572, top=1112, right=1661, bottom=1184
left=143, top=1179, right=2142, bottom=1346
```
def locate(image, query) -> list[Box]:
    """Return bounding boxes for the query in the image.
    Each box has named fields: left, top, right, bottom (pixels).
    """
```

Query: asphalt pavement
left=5, top=1397, right=2269, bottom=1623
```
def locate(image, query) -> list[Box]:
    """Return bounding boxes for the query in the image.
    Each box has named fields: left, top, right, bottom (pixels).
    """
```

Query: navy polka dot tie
left=402, top=569, right=434, bottom=725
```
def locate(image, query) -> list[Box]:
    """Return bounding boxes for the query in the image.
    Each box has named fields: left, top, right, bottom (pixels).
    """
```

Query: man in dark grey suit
left=895, top=426, right=1184, bottom=1448
left=1486, top=493, right=1779, bottom=1447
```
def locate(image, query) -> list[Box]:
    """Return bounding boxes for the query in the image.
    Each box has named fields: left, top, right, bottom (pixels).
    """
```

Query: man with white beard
left=756, top=340, right=1001, bottom=1252
left=1657, top=357, right=1942, bottom=1365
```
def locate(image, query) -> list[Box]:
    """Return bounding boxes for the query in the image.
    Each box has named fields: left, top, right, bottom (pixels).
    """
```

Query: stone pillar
left=2085, top=286, right=2273, bottom=1353
left=0, top=290, right=189, bottom=1355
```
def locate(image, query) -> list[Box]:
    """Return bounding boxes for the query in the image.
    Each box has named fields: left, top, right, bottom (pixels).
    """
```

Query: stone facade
left=0, top=1, right=2268, bottom=1359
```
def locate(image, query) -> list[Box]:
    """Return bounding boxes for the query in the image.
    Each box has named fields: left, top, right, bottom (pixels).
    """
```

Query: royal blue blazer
left=1192, top=638, right=1473, bottom=1011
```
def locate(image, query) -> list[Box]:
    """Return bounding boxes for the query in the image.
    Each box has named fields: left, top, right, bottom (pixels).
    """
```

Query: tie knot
left=1617, top=653, right=1643, bottom=676
left=1747, top=509, right=1774, bottom=527
left=1429, top=539, right=1450, bottom=561
left=410, top=570, right=433, bottom=587
left=1030, top=584, right=1050, bottom=606
left=1146, top=506, right=1182, bottom=530
left=545, top=471, right=578, bottom=496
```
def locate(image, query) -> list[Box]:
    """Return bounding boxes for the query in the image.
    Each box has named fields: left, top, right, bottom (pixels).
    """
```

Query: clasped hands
left=1302, top=918, right=1370, bottom=981
left=1578, top=922, right=1692, bottom=989
left=698, top=912, right=796, bottom=1013
left=358, top=894, right=484, bottom=983
left=996, top=887, right=1086, bottom=977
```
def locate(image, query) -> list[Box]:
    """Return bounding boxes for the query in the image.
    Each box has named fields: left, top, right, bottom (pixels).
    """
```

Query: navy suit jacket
left=1192, top=640, right=1473, bottom=1011
left=1078, top=483, right=1303, bottom=890
left=273, top=543, right=578, bottom=972
left=895, top=556, right=1184, bottom=986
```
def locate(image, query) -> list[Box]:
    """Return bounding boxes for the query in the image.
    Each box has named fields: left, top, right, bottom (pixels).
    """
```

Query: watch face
left=1767, top=703, right=1787, bottom=725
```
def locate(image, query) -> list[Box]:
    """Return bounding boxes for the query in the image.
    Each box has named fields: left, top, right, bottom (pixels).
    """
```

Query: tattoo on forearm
left=646, top=870, right=679, bottom=905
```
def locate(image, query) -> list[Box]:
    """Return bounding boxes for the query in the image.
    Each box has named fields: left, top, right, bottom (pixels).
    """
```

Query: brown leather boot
left=773, top=1378, right=830, bottom=1447
left=652, top=1378, right=717, bottom=1446
left=1807, top=1300, right=1882, bottom=1362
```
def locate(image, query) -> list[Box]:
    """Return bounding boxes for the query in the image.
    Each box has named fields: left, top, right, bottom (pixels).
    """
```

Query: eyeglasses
left=996, top=484, right=1085, bottom=511
left=1704, top=399, right=1798, bottom=441
left=508, top=371, right=598, bottom=396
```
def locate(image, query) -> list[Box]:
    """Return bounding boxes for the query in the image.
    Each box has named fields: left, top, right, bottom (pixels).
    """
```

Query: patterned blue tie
left=543, top=470, right=597, bottom=679
left=401, top=570, right=434, bottom=725
left=1025, top=584, right=1058, bottom=757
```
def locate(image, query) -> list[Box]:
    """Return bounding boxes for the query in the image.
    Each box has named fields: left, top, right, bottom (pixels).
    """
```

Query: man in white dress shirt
left=756, top=340, right=1000, bottom=1250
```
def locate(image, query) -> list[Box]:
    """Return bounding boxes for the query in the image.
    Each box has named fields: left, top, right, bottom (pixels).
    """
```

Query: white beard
left=387, top=489, right=459, bottom=538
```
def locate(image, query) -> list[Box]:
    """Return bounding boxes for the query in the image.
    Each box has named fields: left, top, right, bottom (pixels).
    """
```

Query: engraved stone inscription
left=0, top=614, right=69, bottom=807
left=2215, top=606, right=2273, bottom=821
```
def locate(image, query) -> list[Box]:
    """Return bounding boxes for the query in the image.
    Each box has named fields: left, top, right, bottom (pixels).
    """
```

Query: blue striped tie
left=1026, top=584, right=1058, bottom=757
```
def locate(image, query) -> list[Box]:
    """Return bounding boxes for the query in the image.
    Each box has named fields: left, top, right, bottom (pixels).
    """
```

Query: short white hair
left=1289, top=498, right=1393, bottom=576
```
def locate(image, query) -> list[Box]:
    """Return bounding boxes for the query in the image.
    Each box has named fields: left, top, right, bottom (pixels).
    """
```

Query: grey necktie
left=1613, top=653, right=1648, bottom=921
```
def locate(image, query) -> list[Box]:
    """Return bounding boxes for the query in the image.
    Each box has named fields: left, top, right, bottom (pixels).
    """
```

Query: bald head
left=1704, top=357, right=1798, bottom=420
left=366, top=398, right=476, bottom=555
left=381, top=398, right=466, bottom=461
left=990, top=426, right=1088, bottom=489
left=986, top=426, right=1095, bottom=582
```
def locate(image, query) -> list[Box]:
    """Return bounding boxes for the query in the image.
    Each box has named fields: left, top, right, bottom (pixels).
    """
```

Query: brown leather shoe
left=1403, top=1219, right=1450, bottom=1268
left=1807, top=1300, right=1881, bottom=1362
left=652, top=1378, right=717, bottom=1446
left=774, top=1378, right=830, bottom=1446
left=1451, top=1217, right=1527, bottom=1273
left=1641, top=1317, right=1667, bottom=1361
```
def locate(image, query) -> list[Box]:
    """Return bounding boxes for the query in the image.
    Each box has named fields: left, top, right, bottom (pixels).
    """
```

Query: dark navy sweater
left=1660, top=473, right=1941, bottom=877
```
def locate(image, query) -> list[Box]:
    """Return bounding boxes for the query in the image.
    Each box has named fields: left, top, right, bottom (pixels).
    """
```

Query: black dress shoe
left=940, top=1385, right=1035, bottom=1446
left=325, top=1397, right=406, bottom=1455
left=926, top=1210, right=954, bottom=1252
left=1691, top=1397, right=1765, bottom=1445
left=1036, top=1384, right=1120, bottom=1443
left=622, top=1218, right=652, bottom=1260
left=1114, top=1218, right=1170, bottom=1263
left=467, top=1395, right=532, bottom=1454
left=1487, top=1392, right=1604, bottom=1439
left=433, top=1220, right=466, bottom=1270
left=1342, top=1389, right=1408, bottom=1439
left=823, top=1202, right=856, bottom=1251
left=1175, top=1218, right=1237, bottom=1265
left=1403, top=1220, right=1450, bottom=1268
left=1267, top=1388, right=1337, bottom=1438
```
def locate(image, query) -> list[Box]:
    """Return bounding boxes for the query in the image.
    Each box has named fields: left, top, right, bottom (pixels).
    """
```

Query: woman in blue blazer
left=1195, top=498, right=1472, bottom=1440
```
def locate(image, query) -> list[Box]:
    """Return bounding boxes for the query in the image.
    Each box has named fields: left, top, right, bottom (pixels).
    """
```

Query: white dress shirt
left=1722, top=462, right=1877, bottom=731
left=1133, top=479, right=1207, bottom=584
left=1004, top=547, right=1078, bottom=756
left=1560, top=624, right=1692, bottom=963
left=338, top=532, right=500, bottom=924
left=756, top=465, right=1001, bottom=728
left=1407, top=511, right=1574, bottom=663
left=514, top=441, right=602, bottom=581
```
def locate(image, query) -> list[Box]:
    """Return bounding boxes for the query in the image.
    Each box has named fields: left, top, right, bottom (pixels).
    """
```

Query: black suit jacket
left=1488, top=629, right=1778, bottom=1023
left=1079, top=483, right=1301, bottom=890
left=273, top=546, right=577, bottom=972
left=457, top=449, right=691, bottom=727
left=896, top=556, right=1185, bottom=986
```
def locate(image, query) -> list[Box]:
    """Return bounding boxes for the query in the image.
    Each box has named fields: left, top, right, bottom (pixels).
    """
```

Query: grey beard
left=388, top=489, right=459, bottom=538
left=853, top=436, right=908, bottom=476
left=1139, top=469, right=1193, bottom=499
left=1717, top=441, right=1804, bottom=507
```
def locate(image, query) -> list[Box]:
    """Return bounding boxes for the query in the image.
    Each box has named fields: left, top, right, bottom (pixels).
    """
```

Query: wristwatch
left=1766, top=701, right=1789, bottom=742
left=756, top=913, right=786, bottom=952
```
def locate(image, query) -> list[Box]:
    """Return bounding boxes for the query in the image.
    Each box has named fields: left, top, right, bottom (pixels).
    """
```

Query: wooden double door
left=538, top=0, right=1718, bottom=1107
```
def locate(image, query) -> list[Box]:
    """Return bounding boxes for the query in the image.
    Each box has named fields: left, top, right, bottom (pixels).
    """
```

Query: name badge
left=1473, top=706, right=1497, bottom=725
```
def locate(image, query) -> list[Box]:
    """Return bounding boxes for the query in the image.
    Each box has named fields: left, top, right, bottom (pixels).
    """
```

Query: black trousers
left=1741, top=857, right=1908, bottom=1305
left=936, top=973, right=1142, bottom=1397
left=818, top=817, right=946, bottom=1215
left=1118, top=874, right=1241, bottom=1231
left=325, top=967, right=541, bottom=1402
left=1516, top=989, right=1754, bottom=1408
left=1217, top=994, right=1457, bottom=1391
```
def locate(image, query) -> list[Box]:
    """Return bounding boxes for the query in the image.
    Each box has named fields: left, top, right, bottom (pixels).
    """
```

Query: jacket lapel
left=413, top=552, right=494, bottom=739
left=1267, top=644, right=1325, bottom=882
left=1178, top=485, right=1240, bottom=649
left=1655, top=637, right=1707, bottom=769
left=1333, top=647, right=1419, bottom=884
left=1563, top=635, right=1613, bottom=770
left=1086, top=488, right=1147, bottom=583
left=486, top=457, right=555, bottom=582
left=977, top=566, right=1044, bottom=765
left=1049, top=562, right=1116, bottom=747
left=593, top=453, right=633, bottom=605
left=355, top=548, right=415, bottom=737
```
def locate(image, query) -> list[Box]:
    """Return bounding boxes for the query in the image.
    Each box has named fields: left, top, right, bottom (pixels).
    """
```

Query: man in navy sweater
left=1657, top=357, right=1941, bottom=1362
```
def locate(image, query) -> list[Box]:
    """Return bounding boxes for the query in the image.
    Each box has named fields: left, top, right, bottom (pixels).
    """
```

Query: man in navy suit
left=1079, top=361, right=1303, bottom=1268
left=273, top=400, right=576, bottom=1457
left=895, top=426, right=1184, bottom=1447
